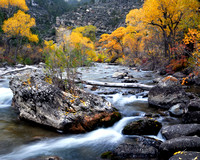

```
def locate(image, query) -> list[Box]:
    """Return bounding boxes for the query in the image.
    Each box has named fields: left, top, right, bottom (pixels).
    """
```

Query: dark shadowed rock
left=161, top=124, right=200, bottom=140
left=194, top=76, right=200, bottom=85
left=101, top=137, right=161, bottom=159
left=122, top=79, right=138, bottom=83
left=182, top=111, right=200, bottom=124
left=173, top=72, right=186, bottom=79
left=159, top=136, right=200, bottom=158
left=169, top=151, right=200, bottom=160
left=9, top=72, right=121, bottom=133
left=187, top=99, right=200, bottom=111
left=122, top=118, right=162, bottom=135
left=148, top=76, right=190, bottom=109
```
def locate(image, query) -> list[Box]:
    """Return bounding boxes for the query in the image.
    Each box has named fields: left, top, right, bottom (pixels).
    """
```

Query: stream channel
left=0, top=63, right=178, bottom=160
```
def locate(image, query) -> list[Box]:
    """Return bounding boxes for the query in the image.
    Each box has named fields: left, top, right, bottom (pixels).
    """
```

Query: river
left=0, top=63, right=166, bottom=160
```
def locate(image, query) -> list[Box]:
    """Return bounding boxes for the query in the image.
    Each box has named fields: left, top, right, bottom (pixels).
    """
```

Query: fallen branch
left=82, top=80, right=154, bottom=90
left=0, top=66, right=38, bottom=77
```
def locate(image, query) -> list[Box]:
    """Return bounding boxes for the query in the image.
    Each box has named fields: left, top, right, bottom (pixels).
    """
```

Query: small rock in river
left=122, top=117, right=162, bottom=135
left=169, top=103, right=187, bottom=117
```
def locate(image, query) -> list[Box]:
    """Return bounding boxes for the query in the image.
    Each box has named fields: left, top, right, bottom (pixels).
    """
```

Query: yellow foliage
left=69, top=32, right=94, bottom=50
left=0, top=0, right=29, bottom=11
left=126, top=0, right=200, bottom=58
left=64, top=26, right=96, bottom=61
left=2, top=10, right=38, bottom=43
left=86, top=50, right=97, bottom=61
left=173, top=151, right=184, bottom=155
left=183, top=28, right=200, bottom=67
left=44, top=40, right=57, bottom=51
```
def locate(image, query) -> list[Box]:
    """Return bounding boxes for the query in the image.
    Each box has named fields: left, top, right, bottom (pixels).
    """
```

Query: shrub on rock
left=9, top=72, right=121, bottom=133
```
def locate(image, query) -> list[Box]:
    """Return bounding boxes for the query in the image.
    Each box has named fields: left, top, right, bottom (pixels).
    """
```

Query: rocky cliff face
left=56, top=0, right=143, bottom=37
left=25, top=0, right=72, bottom=40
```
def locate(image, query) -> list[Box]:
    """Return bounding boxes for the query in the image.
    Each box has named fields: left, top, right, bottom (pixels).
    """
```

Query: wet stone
left=122, top=118, right=162, bottom=136
left=169, top=151, right=200, bottom=160
left=161, top=124, right=200, bottom=140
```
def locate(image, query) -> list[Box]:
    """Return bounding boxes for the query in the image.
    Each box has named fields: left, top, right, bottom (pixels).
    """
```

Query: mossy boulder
left=122, top=118, right=162, bottom=135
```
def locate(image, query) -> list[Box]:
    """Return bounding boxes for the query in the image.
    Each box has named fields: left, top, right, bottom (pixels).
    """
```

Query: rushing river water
left=0, top=63, right=165, bottom=160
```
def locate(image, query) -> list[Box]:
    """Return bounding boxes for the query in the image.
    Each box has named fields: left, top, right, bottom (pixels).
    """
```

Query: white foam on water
left=110, top=93, right=148, bottom=106
left=0, top=88, right=13, bottom=108
left=0, top=116, right=141, bottom=160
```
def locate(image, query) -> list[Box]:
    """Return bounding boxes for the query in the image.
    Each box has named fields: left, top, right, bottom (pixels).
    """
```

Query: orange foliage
left=162, top=76, right=178, bottom=82
left=166, top=56, right=188, bottom=74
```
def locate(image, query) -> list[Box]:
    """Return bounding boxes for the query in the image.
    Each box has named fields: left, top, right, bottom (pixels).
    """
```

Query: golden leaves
left=98, top=26, right=136, bottom=60
left=2, top=10, right=38, bottom=43
left=0, top=0, right=29, bottom=11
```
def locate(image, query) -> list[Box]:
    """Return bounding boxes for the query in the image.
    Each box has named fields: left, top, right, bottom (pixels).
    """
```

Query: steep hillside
left=26, top=0, right=72, bottom=40
left=57, top=0, right=143, bottom=36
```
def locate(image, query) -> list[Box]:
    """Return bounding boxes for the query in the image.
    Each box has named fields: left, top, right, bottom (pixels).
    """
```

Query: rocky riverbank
left=101, top=75, right=200, bottom=160
left=0, top=63, right=200, bottom=160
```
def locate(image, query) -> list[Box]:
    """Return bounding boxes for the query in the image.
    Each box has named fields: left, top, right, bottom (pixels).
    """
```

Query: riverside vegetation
left=0, top=0, right=200, bottom=160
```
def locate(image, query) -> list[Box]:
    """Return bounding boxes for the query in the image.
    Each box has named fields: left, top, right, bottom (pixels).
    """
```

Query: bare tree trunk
left=83, top=80, right=154, bottom=90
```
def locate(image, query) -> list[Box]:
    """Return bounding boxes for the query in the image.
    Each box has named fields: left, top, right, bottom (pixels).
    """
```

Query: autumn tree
left=0, top=0, right=28, bottom=18
left=72, top=25, right=96, bottom=41
left=99, top=27, right=128, bottom=63
left=126, top=0, right=200, bottom=58
left=0, top=0, right=39, bottom=63
left=183, top=28, right=200, bottom=71
left=67, top=26, right=97, bottom=62
left=2, top=10, right=38, bottom=61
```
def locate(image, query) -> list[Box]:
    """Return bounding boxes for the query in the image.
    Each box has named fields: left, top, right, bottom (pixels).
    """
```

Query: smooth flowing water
left=0, top=63, right=163, bottom=160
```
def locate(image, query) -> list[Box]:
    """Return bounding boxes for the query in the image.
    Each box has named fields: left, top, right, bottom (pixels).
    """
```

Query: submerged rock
left=169, top=151, right=200, bottom=160
left=161, top=124, right=200, bottom=140
left=9, top=72, right=121, bottom=133
left=159, top=136, right=200, bottom=158
left=122, top=118, right=162, bottom=135
left=148, top=76, right=190, bottom=109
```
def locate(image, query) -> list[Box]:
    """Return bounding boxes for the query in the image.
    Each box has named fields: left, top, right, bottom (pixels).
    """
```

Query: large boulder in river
left=148, top=76, right=190, bottom=109
left=187, top=98, right=200, bottom=111
left=122, top=118, right=162, bottom=135
left=101, top=137, right=161, bottom=159
left=161, top=124, right=200, bottom=140
left=9, top=72, right=121, bottom=133
left=159, top=136, right=200, bottom=158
